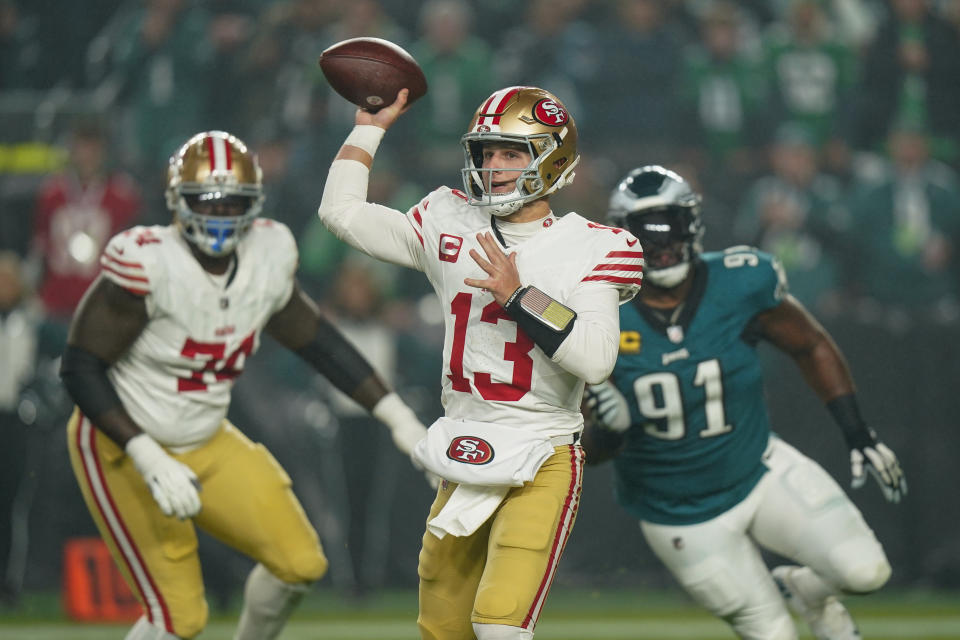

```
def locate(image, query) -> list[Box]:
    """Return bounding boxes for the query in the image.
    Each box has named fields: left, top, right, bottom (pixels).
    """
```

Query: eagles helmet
left=607, top=166, right=703, bottom=288
left=166, top=131, right=264, bottom=257
left=461, top=86, right=579, bottom=217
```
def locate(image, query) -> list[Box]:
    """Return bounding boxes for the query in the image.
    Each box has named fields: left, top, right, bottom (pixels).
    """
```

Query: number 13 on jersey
left=447, top=292, right=534, bottom=402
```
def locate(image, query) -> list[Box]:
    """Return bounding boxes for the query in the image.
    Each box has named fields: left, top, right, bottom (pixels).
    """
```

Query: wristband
left=826, top=393, right=875, bottom=448
left=504, top=286, right=577, bottom=357
left=510, top=286, right=576, bottom=332
left=503, top=286, right=524, bottom=308
left=343, top=125, right=386, bottom=157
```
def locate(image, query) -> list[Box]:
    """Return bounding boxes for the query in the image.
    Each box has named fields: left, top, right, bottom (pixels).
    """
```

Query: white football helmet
left=607, top=166, right=703, bottom=288
left=166, top=130, right=264, bottom=257
left=461, top=86, right=579, bottom=217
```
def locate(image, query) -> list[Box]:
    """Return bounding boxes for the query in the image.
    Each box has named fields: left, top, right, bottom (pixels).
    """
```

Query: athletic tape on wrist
left=343, top=125, right=386, bottom=157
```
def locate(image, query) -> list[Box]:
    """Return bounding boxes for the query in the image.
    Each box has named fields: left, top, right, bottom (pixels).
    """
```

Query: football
left=318, top=37, right=428, bottom=112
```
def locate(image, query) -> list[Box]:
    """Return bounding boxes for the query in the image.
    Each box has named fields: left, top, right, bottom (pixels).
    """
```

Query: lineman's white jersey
left=327, top=184, right=643, bottom=436
left=99, top=220, right=297, bottom=450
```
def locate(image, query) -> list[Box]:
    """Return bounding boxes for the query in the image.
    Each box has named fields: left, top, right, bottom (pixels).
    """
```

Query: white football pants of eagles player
left=639, top=437, right=890, bottom=640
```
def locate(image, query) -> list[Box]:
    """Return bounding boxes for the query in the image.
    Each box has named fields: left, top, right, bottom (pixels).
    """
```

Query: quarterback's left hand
left=464, top=232, right=522, bottom=306
left=849, top=432, right=907, bottom=503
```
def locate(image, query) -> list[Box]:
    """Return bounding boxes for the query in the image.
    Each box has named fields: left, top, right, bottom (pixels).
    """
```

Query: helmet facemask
left=174, top=192, right=261, bottom=257
left=166, top=131, right=264, bottom=258
left=461, top=133, right=577, bottom=217
left=625, top=207, right=703, bottom=288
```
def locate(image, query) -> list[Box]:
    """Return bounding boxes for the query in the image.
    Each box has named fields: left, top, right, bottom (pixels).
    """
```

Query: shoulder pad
left=246, top=218, right=299, bottom=275
left=99, top=226, right=167, bottom=296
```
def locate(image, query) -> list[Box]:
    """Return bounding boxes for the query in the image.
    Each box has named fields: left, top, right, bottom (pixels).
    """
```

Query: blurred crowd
left=1, top=0, right=960, bottom=602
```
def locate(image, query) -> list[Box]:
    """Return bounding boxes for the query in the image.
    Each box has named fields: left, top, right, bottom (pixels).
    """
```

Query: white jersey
left=399, top=187, right=643, bottom=435
left=99, top=220, right=297, bottom=449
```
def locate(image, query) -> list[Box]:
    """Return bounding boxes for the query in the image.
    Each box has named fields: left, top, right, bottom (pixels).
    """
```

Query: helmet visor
left=626, top=207, right=699, bottom=271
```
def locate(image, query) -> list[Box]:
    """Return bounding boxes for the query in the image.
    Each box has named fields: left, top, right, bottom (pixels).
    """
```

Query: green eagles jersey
left=610, top=247, right=787, bottom=525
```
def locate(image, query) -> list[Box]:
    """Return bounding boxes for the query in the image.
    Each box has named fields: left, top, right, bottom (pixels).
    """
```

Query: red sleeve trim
left=102, top=251, right=144, bottom=270
left=101, top=263, right=149, bottom=284
left=581, top=275, right=644, bottom=285
left=120, top=286, right=149, bottom=296
left=591, top=263, right=644, bottom=272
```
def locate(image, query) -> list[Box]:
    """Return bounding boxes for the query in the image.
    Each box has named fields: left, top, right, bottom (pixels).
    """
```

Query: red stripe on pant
left=522, top=445, right=583, bottom=629
left=76, top=415, right=173, bottom=631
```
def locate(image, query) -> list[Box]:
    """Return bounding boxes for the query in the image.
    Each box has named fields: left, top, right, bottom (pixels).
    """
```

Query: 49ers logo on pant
left=446, top=436, right=494, bottom=465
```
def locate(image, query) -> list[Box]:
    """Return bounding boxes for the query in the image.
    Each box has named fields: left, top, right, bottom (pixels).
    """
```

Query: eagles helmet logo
left=446, top=436, right=494, bottom=465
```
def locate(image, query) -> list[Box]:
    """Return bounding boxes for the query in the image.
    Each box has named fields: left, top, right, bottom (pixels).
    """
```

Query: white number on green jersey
left=632, top=359, right=733, bottom=440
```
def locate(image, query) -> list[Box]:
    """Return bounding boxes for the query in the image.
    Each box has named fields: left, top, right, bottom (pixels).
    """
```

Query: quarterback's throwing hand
left=125, top=434, right=202, bottom=519
left=849, top=433, right=907, bottom=503
left=355, top=88, right=409, bottom=129
left=584, top=381, right=631, bottom=433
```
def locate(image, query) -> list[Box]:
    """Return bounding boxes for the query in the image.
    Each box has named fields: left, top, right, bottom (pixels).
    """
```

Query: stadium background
left=1, top=0, right=959, bottom=636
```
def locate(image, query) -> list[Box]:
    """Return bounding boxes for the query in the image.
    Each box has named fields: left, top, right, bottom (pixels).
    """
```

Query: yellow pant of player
left=66, top=409, right=327, bottom=639
left=417, top=444, right=584, bottom=640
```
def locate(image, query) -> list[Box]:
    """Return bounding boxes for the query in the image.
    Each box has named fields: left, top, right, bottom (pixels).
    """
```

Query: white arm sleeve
left=550, top=285, right=621, bottom=384
left=318, top=158, right=424, bottom=271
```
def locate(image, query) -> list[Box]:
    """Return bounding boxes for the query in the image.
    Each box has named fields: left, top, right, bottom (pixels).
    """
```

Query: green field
left=2, top=588, right=959, bottom=639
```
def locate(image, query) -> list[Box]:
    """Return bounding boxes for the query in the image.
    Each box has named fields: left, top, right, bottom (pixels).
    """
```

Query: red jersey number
left=177, top=333, right=255, bottom=392
left=447, top=292, right=534, bottom=401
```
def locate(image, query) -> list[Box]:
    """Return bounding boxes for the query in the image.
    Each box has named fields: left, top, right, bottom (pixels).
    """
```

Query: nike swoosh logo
left=626, top=238, right=638, bottom=247
left=116, top=247, right=125, bottom=255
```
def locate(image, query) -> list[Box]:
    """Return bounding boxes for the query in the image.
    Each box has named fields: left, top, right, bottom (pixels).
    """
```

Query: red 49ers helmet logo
left=446, top=436, right=494, bottom=465
left=532, top=99, right=568, bottom=126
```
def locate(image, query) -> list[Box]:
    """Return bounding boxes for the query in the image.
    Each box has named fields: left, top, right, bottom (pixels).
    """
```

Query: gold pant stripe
left=73, top=413, right=173, bottom=631
left=523, top=444, right=584, bottom=629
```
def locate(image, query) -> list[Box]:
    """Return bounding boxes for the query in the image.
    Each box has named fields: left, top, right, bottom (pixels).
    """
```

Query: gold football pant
left=417, top=444, right=584, bottom=640
left=66, top=409, right=327, bottom=639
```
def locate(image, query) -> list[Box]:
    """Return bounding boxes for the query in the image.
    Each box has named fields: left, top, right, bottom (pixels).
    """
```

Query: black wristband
left=826, top=393, right=876, bottom=449
left=60, top=345, right=124, bottom=419
left=503, top=286, right=577, bottom=358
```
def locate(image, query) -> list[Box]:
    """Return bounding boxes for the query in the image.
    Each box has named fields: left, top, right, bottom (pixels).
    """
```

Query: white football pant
left=640, top=437, right=890, bottom=640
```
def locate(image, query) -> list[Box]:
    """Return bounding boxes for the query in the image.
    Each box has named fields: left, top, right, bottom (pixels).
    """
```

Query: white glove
left=584, top=380, right=631, bottom=433
left=125, top=434, right=202, bottom=519
left=372, top=392, right=437, bottom=488
left=373, top=392, right=427, bottom=456
left=850, top=436, right=907, bottom=504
